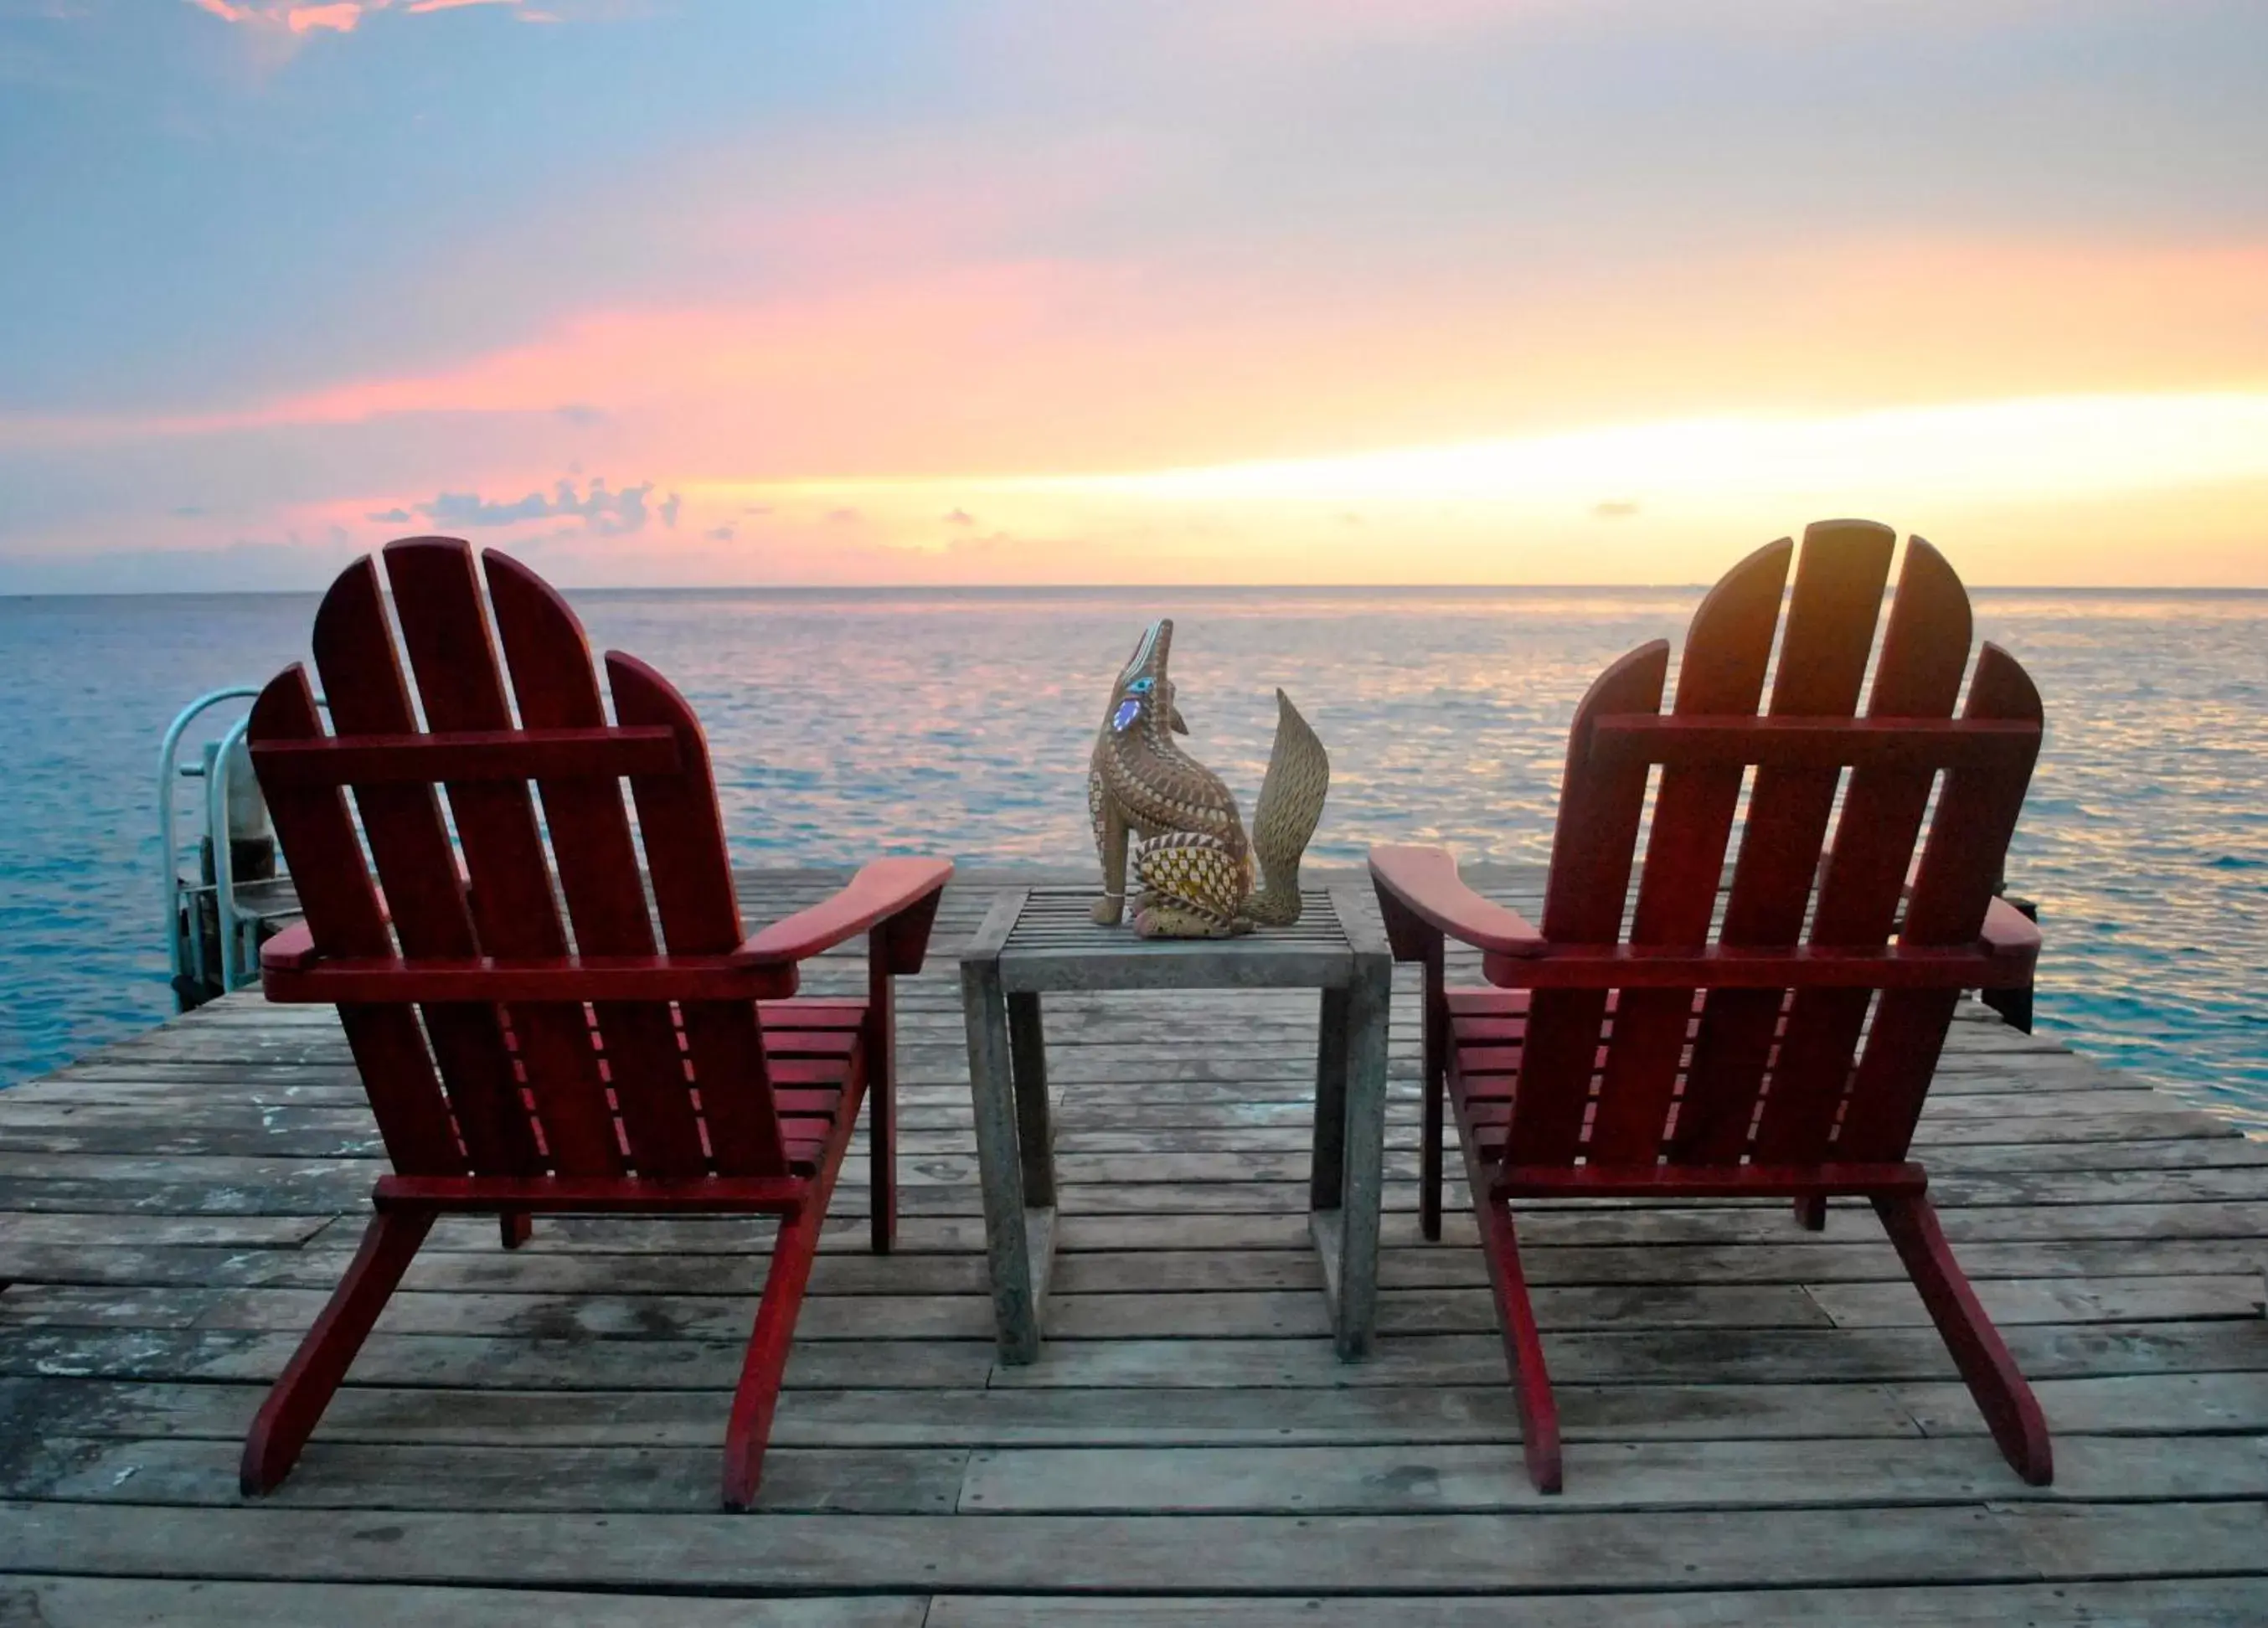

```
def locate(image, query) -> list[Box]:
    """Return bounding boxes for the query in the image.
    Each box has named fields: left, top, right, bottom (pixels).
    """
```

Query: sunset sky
left=3, top=0, right=2264, bottom=590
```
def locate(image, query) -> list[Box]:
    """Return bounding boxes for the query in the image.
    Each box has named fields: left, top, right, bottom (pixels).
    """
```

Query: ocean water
left=2, top=584, right=2262, bottom=1127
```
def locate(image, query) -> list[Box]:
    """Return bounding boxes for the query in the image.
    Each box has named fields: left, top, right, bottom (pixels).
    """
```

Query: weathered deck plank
left=0, top=869, right=2260, bottom=1623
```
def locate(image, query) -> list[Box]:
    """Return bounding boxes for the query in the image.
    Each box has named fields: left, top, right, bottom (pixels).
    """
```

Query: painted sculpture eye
left=1127, top=677, right=1155, bottom=694
left=1111, top=698, right=1142, bottom=732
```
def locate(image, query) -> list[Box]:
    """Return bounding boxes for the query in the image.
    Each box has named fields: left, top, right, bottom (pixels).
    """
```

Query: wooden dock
left=2, top=867, right=2264, bottom=1624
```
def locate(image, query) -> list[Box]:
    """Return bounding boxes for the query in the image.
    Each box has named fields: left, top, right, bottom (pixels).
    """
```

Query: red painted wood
left=1367, top=846, right=1544, bottom=956
left=1755, top=537, right=1972, bottom=1167
left=249, top=727, right=678, bottom=786
left=1591, top=540, right=1786, bottom=1163
left=262, top=951, right=799, bottom=1005
left=484, top=550, right=709, bottom=1178
left=863, top=917, right=910, bottom=1254
left=1476, top=939, right=2030, bottom=989
left=1370, top=865, right=1461, bottom=1238
left=1678, top=520, right=1895, bottom=1162
left=607, top=652, right=790, bottom=1177
left=240, top=1208, right=435, bottom=1494
left=1419, top=931, right=1447, bottom=1242
left=1511, top=641, right=1668, bottom=1165
left=1492, top=1160, right=1927, bottom=1199
left=241, top=541, right=948, bottom=1503
left=1874, top=1192, right=2054, bottom=1483
left=385, top=538, right=626, bottom=1180
left=739, top=858, right=954, bottom=966
left=1838, top=642, right=2045, bottom=1159
left=1456, top=1117, right=1560, bottom=1494
left=376, top=1173, right=810, bottom=1212
left=307, top=555, right=538, bottom=1176
left=1445, top=988, right=1531, bottom=1016
left=248, top=669, right=464, bottom=1175
left=1369, top=523, right=2052, bottom=1492
left=872, top=878, right=946, bottom=977
left=761, top=1001, right=867, bottom=1175
left=1980, top=894, right=2042, bottom=956
left=1588, top=714, right=2037, bottom=771
left=723, top=1030, right=869, bottom=1511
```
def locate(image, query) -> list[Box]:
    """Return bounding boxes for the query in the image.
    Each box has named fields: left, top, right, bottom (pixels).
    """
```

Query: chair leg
left=868, top=964, right=898, bottom=1256
left=722, top=1196, right=829, bottom=1511
left=241, top=1207, right=433, bottom=1496
left=1793, top=1195, right=1826, bottom=1231
left=500, top=1211, right=532, bottom=1249
left=1474, top=1190, right=1562, bottom=1494
left=869, top=1049, right=896, bottom=1257
left=1420, top=1059, right=1445, bottom=1243
left=1419, top=937, right=1446, bottom=1243
left=1874, top=1191, right=2053, bottom=1486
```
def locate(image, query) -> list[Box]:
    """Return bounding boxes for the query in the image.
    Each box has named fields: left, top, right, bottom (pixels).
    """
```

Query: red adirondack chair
left=1370, top=520, right=2051, bottom=1493
left=239, top=537, right=951, bottom=1509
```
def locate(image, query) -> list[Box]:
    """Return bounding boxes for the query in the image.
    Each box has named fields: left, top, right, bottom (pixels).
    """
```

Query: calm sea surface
left=2, top=585, right=2262, bottom=1126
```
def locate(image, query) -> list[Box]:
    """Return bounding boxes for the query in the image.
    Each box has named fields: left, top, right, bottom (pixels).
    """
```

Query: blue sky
left=3, top=0, right=2265, bottom=589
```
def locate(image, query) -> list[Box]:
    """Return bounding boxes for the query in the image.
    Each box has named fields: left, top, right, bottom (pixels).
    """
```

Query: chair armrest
left=1368, top=845, right=1544, bottom=960
left=260, top=889, right=395, bottom=973
left=260, top=920, right=317, bottom=972
left=734, top=857, right=954, bottom=969
left=1980, top=894, right=2042, bottom=963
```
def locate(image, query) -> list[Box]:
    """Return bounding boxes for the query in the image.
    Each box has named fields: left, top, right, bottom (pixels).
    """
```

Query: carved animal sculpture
left=1088, top=619, right=1332, bottom=938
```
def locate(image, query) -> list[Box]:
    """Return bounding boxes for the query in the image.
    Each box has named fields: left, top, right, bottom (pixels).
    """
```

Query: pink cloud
left=11, top=232, right=2268, bottom=494
left=183, top=0, right=554, bottom=31
left=248, top=234, right=2268, bottom=477
left=288, top=3, right=361, bottom=31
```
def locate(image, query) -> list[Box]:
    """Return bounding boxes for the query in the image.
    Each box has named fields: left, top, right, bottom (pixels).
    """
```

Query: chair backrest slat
left=486, top=552, right=713, bottom=1178
left=1837, top=642, right=2044, bottom=1159
left=1749, top=538, right=1973, bottom=1167
left=1586, top=538, right=1788, bottom=1163
left=310, top=555, right=539, bottom=1176
left=384, top=539, right=625, bottom=1179
left=252, top=539, right=795, bottom=1182
left=1508, top=642, right=1667, bottom=1163
left=1671, top=521, right=1895, bottom=1164
left=608, top=652, right=789, bottom=1174
left=1508, top=523, right=2042, bottom=1181
left=247, top=667, right=466, bottom=1175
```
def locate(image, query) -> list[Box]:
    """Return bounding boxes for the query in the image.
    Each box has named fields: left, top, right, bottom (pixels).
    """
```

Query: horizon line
left=6, top=581, right=2268, bottom=601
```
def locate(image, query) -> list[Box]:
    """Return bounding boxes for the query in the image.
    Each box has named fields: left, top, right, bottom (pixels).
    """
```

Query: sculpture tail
left=1241, top=689, right=1331, bottom=927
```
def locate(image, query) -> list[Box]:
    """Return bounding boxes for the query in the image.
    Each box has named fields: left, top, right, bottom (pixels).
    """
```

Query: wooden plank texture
left=0, top=867, right=2258, bottom=1625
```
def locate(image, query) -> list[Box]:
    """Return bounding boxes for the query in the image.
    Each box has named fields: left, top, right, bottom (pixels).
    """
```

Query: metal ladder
left=160, top=688, right=301, bottom=1011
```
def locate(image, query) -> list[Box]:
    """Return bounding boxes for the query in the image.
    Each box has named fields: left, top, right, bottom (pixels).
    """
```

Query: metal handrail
left=209, top=708, right=256, bottom=994
left=162, top=685, right=328, bottom=1005
left=159, top=688, right=261, bottom=1001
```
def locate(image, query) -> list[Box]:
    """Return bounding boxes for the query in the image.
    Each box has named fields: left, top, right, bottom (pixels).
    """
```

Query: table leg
left=1008, top=991, right=1055, bottom=1208
left=1308, top=986, right=1350, bottom=1210
left=961, top=961, right=1053, bottom=1362
left=1306, top=961, right=1388, bottom=1360
left=1331, top=955, right=1391, bottom=1358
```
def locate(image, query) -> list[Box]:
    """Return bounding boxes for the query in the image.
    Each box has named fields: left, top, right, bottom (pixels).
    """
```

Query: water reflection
left=1, top=585, right=2261, bottom=1126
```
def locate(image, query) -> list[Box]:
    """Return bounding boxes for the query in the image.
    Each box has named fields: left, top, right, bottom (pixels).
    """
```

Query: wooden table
left=959, top=884, right=1394, bottom=1363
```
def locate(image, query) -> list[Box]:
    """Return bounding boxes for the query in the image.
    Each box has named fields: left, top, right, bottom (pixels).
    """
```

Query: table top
left=961, top=884, right=1389, bottom=993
